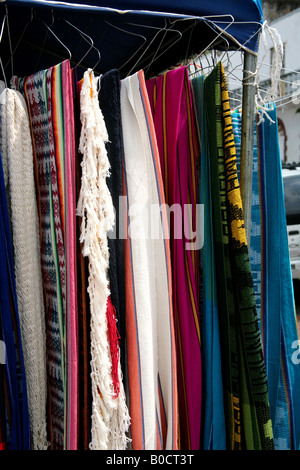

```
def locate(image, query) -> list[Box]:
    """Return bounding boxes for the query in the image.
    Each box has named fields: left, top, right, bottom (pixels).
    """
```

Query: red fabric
left=106, top=296, right=121, bottom=398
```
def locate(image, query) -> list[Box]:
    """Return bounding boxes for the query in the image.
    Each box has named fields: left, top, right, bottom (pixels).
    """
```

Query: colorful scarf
left=0, top=87, right=47, bottom=450
left=21, top=60, right=79, bottom=449
left=0, top=149, right=31, bottom=449
left=146, top=66, right=201, bottom=450
left=22, top=67, right=66, bottom=449
left=52, top=60, right=78, bottom=451
left=121, top=70, right=178, bottom=450
left=204, top=62, right=274, bottom=450
left=191, top=74, right=226, bottom=450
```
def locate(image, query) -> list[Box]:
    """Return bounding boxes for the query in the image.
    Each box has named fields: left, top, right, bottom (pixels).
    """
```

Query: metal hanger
left=1, top=5, right=13, bottom=83
left=104, top=20, right=147, bottom=72
left=186, top=15, right=235, bottom=67
left=57, top=18, right=101, bottom=71
left=0, top=12, right=8, bottom=88
left=120, top=17, right=183, bottom=76
left=36, top=11, right=72, bottom=61
left=7, top=6, right=34, bottom=70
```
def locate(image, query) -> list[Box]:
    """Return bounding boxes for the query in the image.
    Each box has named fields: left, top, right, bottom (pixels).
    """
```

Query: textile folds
left=98, top=69, right=126, bottom=379
left=257, top=107, right=300, bottom=450
left=232, top=106, right=300, bottom=450
left=20, top=60, right=79, bottom=449
left=121, top=70, right=178, bottom=450
left=146, top=67, right=202, bottom=451
left=204, top=62, right=274, bottom=450
left=0, top=149, right=30, bottom=450
left=77, top=69, right=130, bottom=451
left=191, top=75, right=226, bottom=450
left=0, top=87, right=47, bottom=450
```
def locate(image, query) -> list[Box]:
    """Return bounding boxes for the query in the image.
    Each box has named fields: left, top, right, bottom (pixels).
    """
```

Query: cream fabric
left=0, top=88, right=48, bottom=450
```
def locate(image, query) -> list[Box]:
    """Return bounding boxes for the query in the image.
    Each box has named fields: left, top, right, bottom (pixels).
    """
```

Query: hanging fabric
left=232, top=105, right=300, bottom=450
left=0, top=87, right=48, bottom=450
left=257, top=106, right=300, bottom=450
left=0, top=149, right=31, bottom=450
left=204, top=61, right=274, bottom=450
left=77, top=69, right=130, bottom=451
left=98, top=69, right=127, bottom=381
left=191, top=74, right=227, bottom=450
left=231, top=109, right=262, bottom=324
left=75, top=74, right=92, bottom=451
left=146, top=66, right=202, bottom=451
left=121, top=69, right=178, bottom=450
left=18, top=66, right=66, bottom=449
left=16, top=59, right=79, bottom=450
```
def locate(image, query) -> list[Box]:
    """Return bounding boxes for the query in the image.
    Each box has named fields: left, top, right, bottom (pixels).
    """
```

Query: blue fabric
left=232, top=105, right=300, bottom=450
left=231, top=110, right=262, bottom=326
left=192, top=74, right=226, bottom=450
left=258, top=107, right=300, bottom=450
left=5, top=0, right=263, bottom=53
left=0, top=151, right=31, bottom=450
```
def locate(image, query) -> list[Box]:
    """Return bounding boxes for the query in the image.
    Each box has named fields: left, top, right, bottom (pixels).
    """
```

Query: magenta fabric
left=61, top=60, right=78, bottom=450
left=146, top=67, right=202, bottom=450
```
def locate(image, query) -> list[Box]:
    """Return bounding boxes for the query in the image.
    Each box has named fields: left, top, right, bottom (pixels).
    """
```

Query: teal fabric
left=192, top=74, right=226, bottom=450
left=232, top=105, right=300, bottom=450
left=231, top=110, right=262, bottom=324
left=258, top=107, right=300, bottom=450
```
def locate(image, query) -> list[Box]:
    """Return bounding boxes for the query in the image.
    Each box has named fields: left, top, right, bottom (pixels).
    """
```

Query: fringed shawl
left=77, top=69, right=130, bottom=450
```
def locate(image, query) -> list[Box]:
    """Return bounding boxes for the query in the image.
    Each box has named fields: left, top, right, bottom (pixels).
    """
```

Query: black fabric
left=98, top=69, right=126, bottom=378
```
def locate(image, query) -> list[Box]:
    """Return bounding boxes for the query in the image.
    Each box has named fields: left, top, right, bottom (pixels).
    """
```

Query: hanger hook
left=105, top=20, right=147, bottom=74
left=37, top=16, right=72, bottom=62
left=0, top=12, right=7, bottom=88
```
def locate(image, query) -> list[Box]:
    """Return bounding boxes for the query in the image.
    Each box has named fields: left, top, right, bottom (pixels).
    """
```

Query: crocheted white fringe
left=77, top=70, right=130, bottom=450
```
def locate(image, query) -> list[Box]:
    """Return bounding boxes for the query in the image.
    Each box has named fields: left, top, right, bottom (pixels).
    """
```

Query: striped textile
left=146, top=66, right=201, bottom=450
left=22, top=68, right=66, bottom=449
left=0, top=150, right=31, bottom=449
left=52, top=60, right=78, bottom=450
left=204, top=62, right=274, bottom=450
left=256, top=106, right=300, bottom=450
left=191, top=74, right=226, bottom=450
left=121, top=70, right=178, bottom=450
left=21, top=60, right=78, bottom=449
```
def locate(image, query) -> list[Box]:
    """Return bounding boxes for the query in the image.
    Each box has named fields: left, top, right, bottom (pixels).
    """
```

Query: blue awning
left=0, top=0, right=263, bottom=78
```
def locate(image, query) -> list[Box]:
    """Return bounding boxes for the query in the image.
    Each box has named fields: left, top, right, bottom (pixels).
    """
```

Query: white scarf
left=77, top=70, right=130, bottom=450
left=120, top=71, right=178, bottom=450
